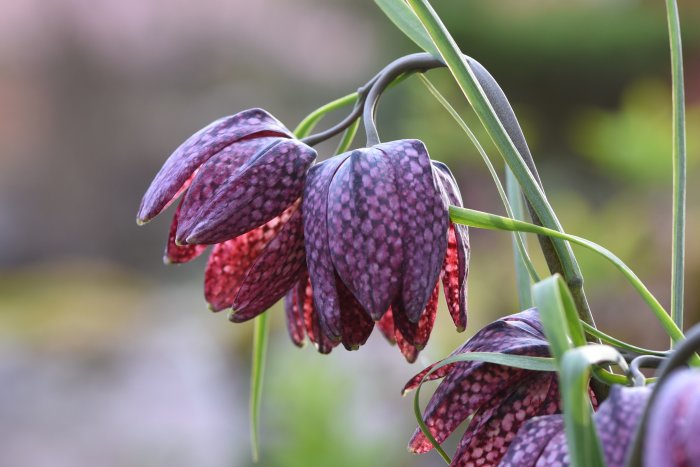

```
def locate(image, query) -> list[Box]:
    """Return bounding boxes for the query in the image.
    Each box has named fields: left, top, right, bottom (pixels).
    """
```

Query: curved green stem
left=249, top=313, right=269, bottom=462
left=666, top=0, right=687, bottom=336
left=449, top=206, right=692, bottom=354
left=294, top=93, right=358, bottom=139
left=581, top=322, right=669, bottom=358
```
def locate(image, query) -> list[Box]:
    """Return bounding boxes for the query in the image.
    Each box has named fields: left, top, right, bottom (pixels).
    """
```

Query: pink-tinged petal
left=451, top=374, right=557, bottom=467
left=393, top=282, right=439, bottom=351
left=303, top=154, right=352, bottom=341
left=164, top=198, right=207, bottom=264
left=138, top=108, right=291, bottom=223
left=327, top=147, right=403, bottom=320
left=500, top=416, right=565, bottom=467
left=284, top=284, right=305, bottom=348
left=176, top=137, right=278, bottom=240
left=230, top=202, right=306, bottom=321
left=433, top=162, right=469, bottom=331
left=184, top=139, right=316, bottom=244
left=441, top=224, right=467, bottom=331
left=395, top=332, right=419, bottom=364
left=298, top=276, right=339, bottom=354
left=535, top=430, right=568, bottom=466
left=336, top=277, right=375, bottom=351
left=645, top=371, right=700, bottom=467
left=378, top=140, right=448, bottom=322
left=376, top=308, right=396, bottom=345
left=203, top=209, right=287, bottom=311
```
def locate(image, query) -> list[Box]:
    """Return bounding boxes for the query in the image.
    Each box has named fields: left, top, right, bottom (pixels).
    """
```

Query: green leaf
left=449, top=205, right=690, bottom=350
left=412, top=351, right=556, bottom=464
left=249, top=313, right=270, bottom=462
left=506, top=167, right=534, bottom=308
left=559, top=345, right=628, bottom=467
left=374, top=0, right=440, bottom=57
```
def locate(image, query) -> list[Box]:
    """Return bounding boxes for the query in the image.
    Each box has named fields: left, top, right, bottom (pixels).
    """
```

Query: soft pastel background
left=1, top=1, right=700, bottom=466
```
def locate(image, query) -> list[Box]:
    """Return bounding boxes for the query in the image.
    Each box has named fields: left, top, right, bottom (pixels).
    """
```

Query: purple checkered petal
left=336, top=276, right=375, bottom=351
left=164, top=198, right=207, bottom=264
left=451, top=374, right=558, bottom=466
left=645, top=371, right=700, bottom=467
left=433, top=161, right=469, bottom=330
left=175, top=137, right=277, bottom=241
left=183, top=139, right=316, bottom=244
left=327, top=147, right=403, bottom=321
left=297, top=275, right=339, bottom=354
left=138, top=108, right=291, bottom=223
left=303, top=154, right=352, bottom=341
left=500, top=416, right=565, bottom=467
left=377, top=140, right=448, bottom=322
left=284, top=286, right=305, bottom=347
left=230, top=201, right=306, bottom=321
left=408, top=341, right=549, bottom=453
left=393, top=283, right=439, bottom=350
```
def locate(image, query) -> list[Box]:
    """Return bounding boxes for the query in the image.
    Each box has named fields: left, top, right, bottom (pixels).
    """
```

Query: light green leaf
left=374, top=0, right=440, bottom=57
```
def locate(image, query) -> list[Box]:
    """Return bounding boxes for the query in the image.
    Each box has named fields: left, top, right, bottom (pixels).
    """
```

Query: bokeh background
left=1, top=1, right=700, bottom=466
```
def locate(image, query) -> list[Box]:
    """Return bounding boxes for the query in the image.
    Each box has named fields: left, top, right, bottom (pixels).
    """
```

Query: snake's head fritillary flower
left=502, top=384, right=651, bottom=467
left=404, top=309, right=592, bottom=466
left=644, top=369, right=700, bottom=466
left=299, top=139, right=469, bottom=360
left=137, top=108, right=316, bottom=326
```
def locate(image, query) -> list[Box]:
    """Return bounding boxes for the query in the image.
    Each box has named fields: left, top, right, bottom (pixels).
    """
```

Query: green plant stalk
left=406, top=0, right=593, bottom=328
left=411, top=352, right=557, bottom=464
left=335, top=117, right=360, bottom=154
left=580, top=322, right=668, bottom=358
left=294, top=92, right=358, bottom=138
left=666, top=0, right=687, bottom=336
left=560, top=346, right=627, bottom=467
left=449, top=206, right=693, bottom=354
left=507, top=167, right=534, bottom=308
left=249, top=313, right=270, bottom=462
left=417, top=74, right=540, bottom=287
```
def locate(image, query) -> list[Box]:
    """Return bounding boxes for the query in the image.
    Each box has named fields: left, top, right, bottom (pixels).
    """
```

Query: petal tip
left=136, top=217, right=148, bottom=226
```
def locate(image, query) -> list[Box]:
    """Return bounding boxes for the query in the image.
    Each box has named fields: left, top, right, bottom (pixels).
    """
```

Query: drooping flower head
left=137, top=108, right=316, bottom=320
left=502, top=385, right=651, bottom=467
left=298, top=139, right=469, bottom=360
left=404, top=309, right=586, bottom=466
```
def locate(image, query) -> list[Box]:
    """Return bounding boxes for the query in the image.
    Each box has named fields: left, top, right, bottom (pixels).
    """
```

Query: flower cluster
left=404, top=309, right=596, bottom=466
left=138, top=108, right=469, bottom=361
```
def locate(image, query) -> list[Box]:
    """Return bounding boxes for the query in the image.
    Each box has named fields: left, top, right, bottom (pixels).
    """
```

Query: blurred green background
left=1, top=1, right=699, bottom=466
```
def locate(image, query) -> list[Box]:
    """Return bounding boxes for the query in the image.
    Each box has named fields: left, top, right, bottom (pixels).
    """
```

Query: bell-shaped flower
left=404, top=309, right=577, bottom=465
left=644, top=369, right=700, bottom=466
left=137, top=108, right=317, bottom=322
left=299, top=139, right=469, bottom=360
left=502, top=384, right=651, bottom=467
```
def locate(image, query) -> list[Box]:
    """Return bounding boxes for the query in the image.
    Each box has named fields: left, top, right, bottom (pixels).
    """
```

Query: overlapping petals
left=502, top=385, right=651, bottom=467
left=300, top=139, right=469, bottom=361
left=404, top=309, right=567, bottom=466
left=137, top=108, right=316, bottom=320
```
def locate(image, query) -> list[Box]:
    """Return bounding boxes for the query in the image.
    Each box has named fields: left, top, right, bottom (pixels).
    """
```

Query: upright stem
left=666, top=0, right=686, bottom=337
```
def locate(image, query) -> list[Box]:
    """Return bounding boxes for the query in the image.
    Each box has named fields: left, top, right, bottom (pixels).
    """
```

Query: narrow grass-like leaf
left=532, top=275, right=578, bottom=364
left=374, top=0, right=439, bottom=57
left=412, top=351, right=556, bottom=464
left=335, top=117, right=360, bottom=154
left=581, top=321, right=669, bottom=358
left=249, top=313, right=269, bottom=462
left=560, top=345, right=628, bottom=467
left=404, top=0, right=595, bottom=328
left=507, top=167, right=534, bottom=308
left=665, top=0, right=687, bottom=335
left=417, top=74, right=540, bottom=286
left=449, top=205, right=691, bottom=350
left=294, top=93, right=358, bottom=138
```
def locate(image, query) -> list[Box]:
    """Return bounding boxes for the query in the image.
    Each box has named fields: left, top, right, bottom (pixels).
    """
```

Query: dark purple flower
left=137, top=108, right=316, bottom=320
left=404, top=309, right=579, bottom=466
left=298, top=139, right=469, bottom=360
left=644, top=369, right=700, bottom=466
left=502, top=385, right=651, bottom=467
